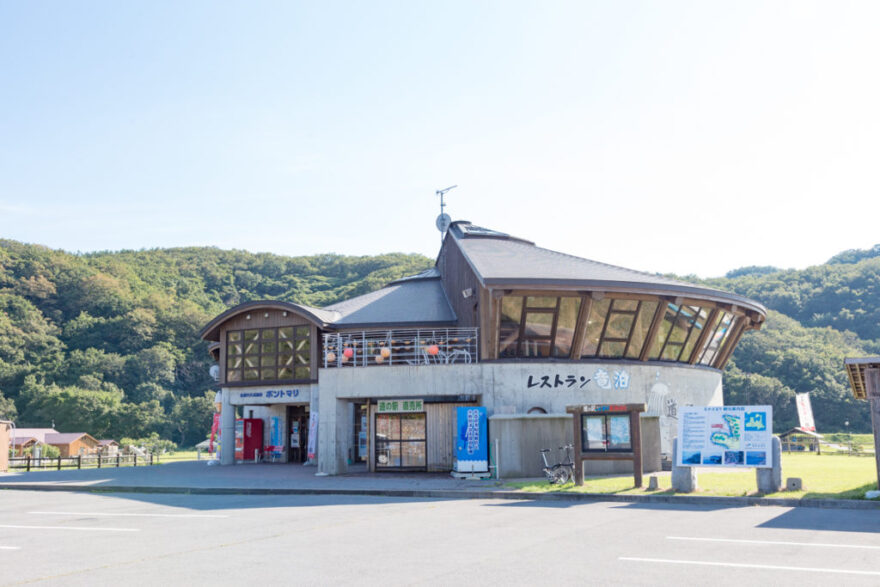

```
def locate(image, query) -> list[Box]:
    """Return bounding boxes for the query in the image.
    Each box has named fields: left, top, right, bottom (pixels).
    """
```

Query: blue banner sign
left=455, top=407, right=488, bottom=473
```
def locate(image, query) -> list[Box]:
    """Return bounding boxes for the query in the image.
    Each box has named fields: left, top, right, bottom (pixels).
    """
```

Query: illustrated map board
left=677, top=406, right=773, bottom=468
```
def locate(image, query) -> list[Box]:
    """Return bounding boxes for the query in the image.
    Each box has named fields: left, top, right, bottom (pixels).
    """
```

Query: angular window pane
left=523, top=311, right=554, bottom=339
left=227, top=331, right=242, bottom=342
left=244, top=342, right=259, bottom=355
left=626, top=301, right=657, bottom=359
left=244, top=356, right=258, bottom=369
left=649, top=304, right=678, bottom=360
left=599, top=341, right=626, bottom=358
left=261, top=341, right=276, bottom=354
left=581, top=298, right=610, bottom=357
left=279, top=327, right=293, bottom=339
left=226, top=370, right=241, bottom=382
left=611, top=299, right=639, bottom=312
left=260, top=355, right=277, bottom=367
left=700, top=312, right=733, bottom=365
left=295, top=326, right=310, bottom=339
left=281, top=340, right=294, bottom=352
left=376, top=442, right=401, bottom=468
left=499, top=296, right=523, bottom=358
left=278, top=367, right=293, bottom=379
left=227, top=356, right=243, bottom=369
left=552, top=297, right=582, bottom=356
left=521, top=339, right=552, bottom=358
left=260, top=368, right=276, bottom=380
left=244, top=368, right=259, bottom=380
left=661, top=344, right=682, bottom=361
left=244, top=329, right=259, bottom=341
left=294, top=366, right=310, bottom=379
left=526, top=296, right=557, bottom=308
left=679, top=307, right=710, bottom=362
left=295, top=352, right=309, bottom=365
left=280, top=354, right=294, bottom=368
left=227, top=343, right=243, bottom=356
left=604, top=312, right=635, bottom=341
left=296, top=338, right=311, bottom=352
left=261, top=329, right=275, bottom=340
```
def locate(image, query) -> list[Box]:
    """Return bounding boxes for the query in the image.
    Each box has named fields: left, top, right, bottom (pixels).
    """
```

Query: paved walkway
left=0, top=460, right=503, bottom=492
left=2, top=460, right=879, bottom=510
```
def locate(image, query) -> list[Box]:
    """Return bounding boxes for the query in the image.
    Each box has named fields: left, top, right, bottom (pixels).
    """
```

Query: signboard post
left=677, top=406, right=773, bottom=468
left=567, top=404, right=646, bottom=488
left=865, top=368, right=880, bottom=490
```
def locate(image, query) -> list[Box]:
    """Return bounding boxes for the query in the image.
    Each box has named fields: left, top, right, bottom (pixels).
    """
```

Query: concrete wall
left=316, top=360, right=722, bottom=475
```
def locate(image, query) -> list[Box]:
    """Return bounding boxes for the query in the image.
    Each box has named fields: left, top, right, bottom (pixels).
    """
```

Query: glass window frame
left=225, top=325, right=313, bottom=384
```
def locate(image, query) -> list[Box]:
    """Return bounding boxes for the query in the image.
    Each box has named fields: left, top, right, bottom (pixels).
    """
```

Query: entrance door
left=287, top=405, right=309, bottom=463
left=374, top=413, right=426, bottom=470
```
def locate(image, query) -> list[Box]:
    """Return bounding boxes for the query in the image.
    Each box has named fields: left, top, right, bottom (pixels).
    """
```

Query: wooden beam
left=712, top=318, right=747, bottom=370
left=569, top=295, right=592, bottom=360
left=689, top=308, right=720, bottom=365
left=639, top=300, right=668, bottom=362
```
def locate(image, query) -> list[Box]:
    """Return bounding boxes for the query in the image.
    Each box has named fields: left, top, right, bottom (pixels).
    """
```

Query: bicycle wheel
left=551, top=465, right=571, bottom=485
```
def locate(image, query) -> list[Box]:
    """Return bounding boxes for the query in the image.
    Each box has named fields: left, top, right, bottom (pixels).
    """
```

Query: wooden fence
left=8, top=453, right=158, bottom=472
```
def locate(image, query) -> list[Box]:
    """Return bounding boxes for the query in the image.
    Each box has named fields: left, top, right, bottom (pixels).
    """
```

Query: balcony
left=322, top=328, right=479, bottom=368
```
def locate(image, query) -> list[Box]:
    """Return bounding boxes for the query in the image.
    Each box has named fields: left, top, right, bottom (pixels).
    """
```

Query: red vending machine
left=234, top=418, right=264, bottom=462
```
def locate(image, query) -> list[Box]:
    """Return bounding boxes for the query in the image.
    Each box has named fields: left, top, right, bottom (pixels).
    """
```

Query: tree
left=169, top=393, right=214, bottom=447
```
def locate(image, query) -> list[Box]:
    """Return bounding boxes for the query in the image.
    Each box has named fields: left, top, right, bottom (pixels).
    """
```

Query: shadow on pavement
left=758, top=507, right=880, bottom=534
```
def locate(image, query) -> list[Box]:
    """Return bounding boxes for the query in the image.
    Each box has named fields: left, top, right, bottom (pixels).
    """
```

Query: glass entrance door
left=375, top=413, right=426, bottom=470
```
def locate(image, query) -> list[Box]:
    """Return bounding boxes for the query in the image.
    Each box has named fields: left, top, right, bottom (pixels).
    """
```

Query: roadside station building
left=200, top=221, right=766, bottom=476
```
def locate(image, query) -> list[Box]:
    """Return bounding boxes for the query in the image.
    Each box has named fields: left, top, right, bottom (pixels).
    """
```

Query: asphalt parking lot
left=1, top=489, right=880, bottom=586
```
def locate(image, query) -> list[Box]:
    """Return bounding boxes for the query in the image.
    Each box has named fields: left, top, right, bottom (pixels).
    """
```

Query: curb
left=1, top=483, right=879, bottom=510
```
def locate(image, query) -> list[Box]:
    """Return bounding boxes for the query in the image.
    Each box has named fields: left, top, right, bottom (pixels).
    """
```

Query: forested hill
left=0, top=239, right=432, bottom=445
left=1, top=238, right=878, bottom=443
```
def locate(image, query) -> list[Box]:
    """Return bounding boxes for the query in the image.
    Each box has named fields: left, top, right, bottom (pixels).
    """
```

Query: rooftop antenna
left=435, top=185, right=456, bottom=243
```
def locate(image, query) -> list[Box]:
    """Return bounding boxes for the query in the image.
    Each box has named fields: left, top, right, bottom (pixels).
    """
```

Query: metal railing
left=323, top=328, right=479, bottom=368
left=8, top=453, right=158, bottom=471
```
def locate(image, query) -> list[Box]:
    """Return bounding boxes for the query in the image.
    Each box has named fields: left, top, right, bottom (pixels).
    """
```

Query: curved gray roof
left=450, top=221, right=767, bottom=316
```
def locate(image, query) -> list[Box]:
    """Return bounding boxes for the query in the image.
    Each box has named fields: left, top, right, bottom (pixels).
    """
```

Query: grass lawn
left=505, top=453, right=879, bottom=500
left=155, top=450, right=202, bottom=463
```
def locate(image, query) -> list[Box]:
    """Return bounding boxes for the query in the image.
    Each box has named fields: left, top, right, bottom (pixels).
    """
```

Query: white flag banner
left=795, top=393, right=816, bottom=432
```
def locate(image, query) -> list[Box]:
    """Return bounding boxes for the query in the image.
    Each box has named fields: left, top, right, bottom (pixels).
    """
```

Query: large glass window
left=581, top=414, right=632, bottom=452
left=650, top=304, right=710, bottom=362
left=497, top=295, right=581, bottom=359
left=375, top=413, right=426, bottom=470
left=226, top=325, right=311, bottom=383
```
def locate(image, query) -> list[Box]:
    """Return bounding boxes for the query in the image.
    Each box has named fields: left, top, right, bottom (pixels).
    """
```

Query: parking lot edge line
left=619, top=557, right=880, bottom=576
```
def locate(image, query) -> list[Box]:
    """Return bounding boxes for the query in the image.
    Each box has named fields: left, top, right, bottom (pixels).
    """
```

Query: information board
left=677, top=406, right=773, bottom=468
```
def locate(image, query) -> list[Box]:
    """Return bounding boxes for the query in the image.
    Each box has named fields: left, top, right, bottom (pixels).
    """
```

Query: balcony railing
left=322, top=328, right=479, bottom=368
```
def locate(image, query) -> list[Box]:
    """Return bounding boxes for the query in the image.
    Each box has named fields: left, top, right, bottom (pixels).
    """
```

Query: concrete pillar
left=756, top=436, right=783, bottom=493
left=671, top=437, right=697, bottom=493
left=220, top=389, right=235, bottom=466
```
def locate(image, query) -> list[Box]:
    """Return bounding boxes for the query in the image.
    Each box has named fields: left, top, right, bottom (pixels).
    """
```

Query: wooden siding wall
left=437, top=236, right=484, bottom=332
left=367, top=402, right=476, bottom=472
left=218, top=310, right=318, bottom=385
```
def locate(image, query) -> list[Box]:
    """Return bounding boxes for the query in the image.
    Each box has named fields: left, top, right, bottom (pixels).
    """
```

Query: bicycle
left=540, top=444, right=575, bottom=485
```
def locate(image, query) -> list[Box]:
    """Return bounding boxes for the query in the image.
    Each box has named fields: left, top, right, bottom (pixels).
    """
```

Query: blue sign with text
left=455, top=407, right=488, bottom=472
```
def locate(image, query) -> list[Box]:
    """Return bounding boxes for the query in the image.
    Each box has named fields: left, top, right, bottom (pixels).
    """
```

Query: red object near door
left=238, top=418, right=263, bottom=461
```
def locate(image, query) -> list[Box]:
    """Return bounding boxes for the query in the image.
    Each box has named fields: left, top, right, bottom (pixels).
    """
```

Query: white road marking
left=620, top=557, right=880, bottom=577
left=0, top=546, right=21, bottom=550
left=29, top=511, right=228, bottom=519
left=0, top=525, right=138, bottom=532
left=668, top=536, right=880, bottom=550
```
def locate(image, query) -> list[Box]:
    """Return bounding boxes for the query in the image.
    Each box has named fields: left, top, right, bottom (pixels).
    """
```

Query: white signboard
left=795, top=393, right=816, bottom=432
left=677, top=406, right=773, bottom=468
left=226, top=386, right=310, bottom=406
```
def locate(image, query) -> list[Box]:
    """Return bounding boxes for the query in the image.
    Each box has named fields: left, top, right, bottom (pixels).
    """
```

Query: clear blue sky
left=1, top=1, right=877, bottom=277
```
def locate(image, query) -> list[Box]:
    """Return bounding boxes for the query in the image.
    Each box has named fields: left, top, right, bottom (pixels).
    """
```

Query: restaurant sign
left=377, top=399, right=424, bottom=413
